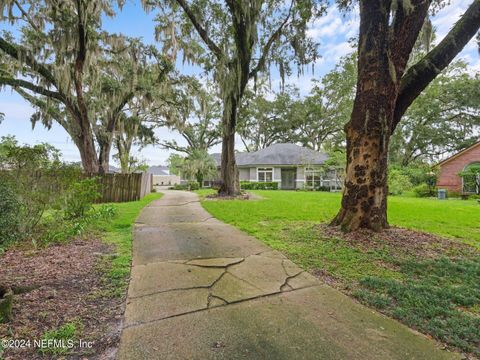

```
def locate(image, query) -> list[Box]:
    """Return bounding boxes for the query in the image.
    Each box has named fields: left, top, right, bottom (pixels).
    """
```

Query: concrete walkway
left=118, top=191, right=458, bottom=360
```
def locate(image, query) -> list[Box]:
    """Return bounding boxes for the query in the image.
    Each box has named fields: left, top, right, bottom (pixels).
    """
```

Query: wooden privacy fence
left=92, top=172, right=153, bottom=203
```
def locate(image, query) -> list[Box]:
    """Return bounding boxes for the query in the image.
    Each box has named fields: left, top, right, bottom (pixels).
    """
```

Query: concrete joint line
left=124, top=284, right=321, bottom=330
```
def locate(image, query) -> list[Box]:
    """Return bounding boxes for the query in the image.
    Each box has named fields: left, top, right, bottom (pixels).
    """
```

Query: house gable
left=437, top=141, right=480, bottom=193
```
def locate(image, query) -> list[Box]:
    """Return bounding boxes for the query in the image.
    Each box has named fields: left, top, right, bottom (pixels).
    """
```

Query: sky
left=0, top=0, right=479, bottom=166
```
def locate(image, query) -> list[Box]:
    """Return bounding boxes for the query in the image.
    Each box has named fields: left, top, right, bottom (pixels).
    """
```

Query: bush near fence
left=240, top=181, right=278, bottom=190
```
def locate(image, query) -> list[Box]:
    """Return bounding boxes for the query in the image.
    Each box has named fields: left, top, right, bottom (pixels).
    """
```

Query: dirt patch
left=0, top=239, right=123, bottom=359
left=205, top=193, right=251, bottom=200
left=319, top=224, right=476, bottom=260
left=204, top=192, right=264, bottom=201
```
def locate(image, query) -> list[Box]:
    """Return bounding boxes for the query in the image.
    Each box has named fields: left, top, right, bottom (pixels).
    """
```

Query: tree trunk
left=218, top=90, right=241, bottom=196
left=75, top=132, right=99, bottom=174
left=196, top=172, right=204, bottom=187
left=219, top=131, right=239, bottom=195
left=118, top=148, right=130, bottom=174
left=334, top=0, right=480, bottom=231
left=98, top=139, right=113, bottom=175
left=332, top=0, right=397, bottom=231
left=331, top=124, right=391, bottom=231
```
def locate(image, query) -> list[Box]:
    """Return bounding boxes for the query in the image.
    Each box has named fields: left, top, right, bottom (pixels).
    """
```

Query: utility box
left=438, top=189, right=447, bottom=200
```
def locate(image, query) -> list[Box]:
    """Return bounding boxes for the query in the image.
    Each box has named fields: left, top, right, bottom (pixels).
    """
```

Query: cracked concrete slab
left=128, top=262, right=223, bottom=298
left=226, top=254, right=296, bottom=294
left=125, top=288, right=209, bottom=326
left=118, top=190, right=460, bottom=360
left=287, top=271, right=318, bottom=289
left=135, top=203, right=212, bottom=224
left=282, top=259, right=303, bottom=277
left=119, top=286, right=458, bottom=360
left=210, top=272, right=265, bottom=303
left=186, top=257, right=244, bottom=267
left=132, top=224, right=267, bottom=265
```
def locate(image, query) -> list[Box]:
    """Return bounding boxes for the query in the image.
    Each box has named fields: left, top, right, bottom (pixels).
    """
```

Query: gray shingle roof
left=147, top=165, right=169, bottom=175
left=211, top=143, right=328, bottom=167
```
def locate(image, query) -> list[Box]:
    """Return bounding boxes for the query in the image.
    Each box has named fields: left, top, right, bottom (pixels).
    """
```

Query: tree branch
left=160, top=140, right=190, bottom=154
left=15, top=88, right=68, bottom=130
left=389, top=0, right=431, bottom=75
left=249, top=0, right=294, bottom=79
left=13, top=0, right=43, bottom=35
left=0, top=36, right=57, bottom=86
left=392, top=0, right=480, bottom=132
left=0, top=76, right=65, bottom=102
left=175, top=0, right=224, bottom=61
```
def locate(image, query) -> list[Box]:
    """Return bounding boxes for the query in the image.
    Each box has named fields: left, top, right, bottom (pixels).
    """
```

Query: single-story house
left=148, top=165, right=181, bottom=186
left=210, top=143, right=342, bottom=190
left=436, top=141, right=480, bottom=193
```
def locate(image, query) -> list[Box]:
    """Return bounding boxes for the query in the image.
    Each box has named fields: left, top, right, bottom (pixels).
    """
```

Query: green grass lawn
left=198, top=190, right=480, bottom=355
left=93, top=192, right=161, bottom=297
left=197, top=190, right=480, bottom=246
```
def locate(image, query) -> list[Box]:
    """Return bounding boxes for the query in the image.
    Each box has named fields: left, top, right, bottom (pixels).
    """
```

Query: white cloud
left=432, top=0, right=471, bottom=41
left=307, top=4, right=359, bottom=43
left=323, top=41, right=354, bottom=63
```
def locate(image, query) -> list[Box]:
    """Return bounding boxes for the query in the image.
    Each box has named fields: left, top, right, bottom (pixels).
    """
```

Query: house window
left=305, top=167, right=322, bottom=189
left=257, top=167, right=273, bottom=182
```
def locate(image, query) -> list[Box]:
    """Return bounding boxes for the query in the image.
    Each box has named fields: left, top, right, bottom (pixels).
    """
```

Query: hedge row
left=240, top=181, right=278, bottom=190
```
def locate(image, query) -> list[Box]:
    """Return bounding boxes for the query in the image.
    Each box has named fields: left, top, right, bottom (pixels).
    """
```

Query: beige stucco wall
left=239, top=168, right=250, bottom=181
left=152, top=175, right=181, bottom=186
left=249, top=167, right=256, bottom=181
left=273, top=167, right=281, bottom=181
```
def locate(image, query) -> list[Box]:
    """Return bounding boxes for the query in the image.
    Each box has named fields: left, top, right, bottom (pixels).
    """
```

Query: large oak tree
left=332, top=0, right=480, bottom=231
left=0, top=1, right=170, bottom=173
left=147, top=0, right=324, bottom=195
left=160, top=79, right=222, bottom=155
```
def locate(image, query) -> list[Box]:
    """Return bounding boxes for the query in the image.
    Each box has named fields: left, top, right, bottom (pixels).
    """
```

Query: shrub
left=413, top=183, right=435, bottom=197
left=240, top=181, right=278, bottom=190
left=188, top=181, right=200, bottom=190
left=172, top=181, right=200, bottom=191
left=63, top=178, right=101, bottom=219
left=388, top=168, right=413, bottom=195
left=0, top=182, right=21, bottom=246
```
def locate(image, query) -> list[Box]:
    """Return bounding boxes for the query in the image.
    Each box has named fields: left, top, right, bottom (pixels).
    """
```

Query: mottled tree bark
left=333, top=0, right=480, bottom=231
left=332, top=0, right=396, bottom=231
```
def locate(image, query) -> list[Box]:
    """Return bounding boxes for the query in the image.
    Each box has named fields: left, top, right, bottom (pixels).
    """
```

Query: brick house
left=436, top=141, right=480, bottom=193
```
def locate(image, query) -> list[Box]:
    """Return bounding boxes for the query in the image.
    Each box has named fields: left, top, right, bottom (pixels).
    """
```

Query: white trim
left=304, top=168, right=322, bottom=189
left=256, top=167, right=274, bottom=182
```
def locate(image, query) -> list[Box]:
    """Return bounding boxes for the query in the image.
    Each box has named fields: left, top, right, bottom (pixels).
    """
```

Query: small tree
left=182, top=150, right=217, bottom=187
left=167, top=153, right=185, bottom=176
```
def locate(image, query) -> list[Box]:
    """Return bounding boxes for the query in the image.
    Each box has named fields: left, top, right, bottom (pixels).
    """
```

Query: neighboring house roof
left=211, top=143, right=328, bottom=167
left=437, top=141, right=480, bottom=167
left=147, top=165, right=170, bottom=175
